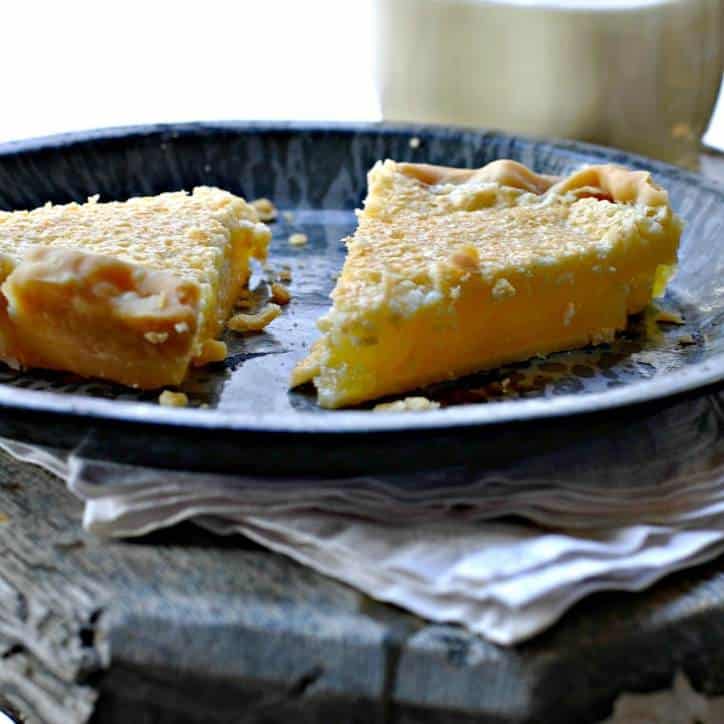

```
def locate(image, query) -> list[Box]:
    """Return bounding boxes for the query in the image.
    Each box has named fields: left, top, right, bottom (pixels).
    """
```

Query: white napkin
left=5, top=437, right=724, bottom=646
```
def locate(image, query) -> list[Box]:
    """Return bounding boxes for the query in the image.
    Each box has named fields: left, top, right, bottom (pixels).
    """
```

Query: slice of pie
left=0, top=187, right=270, bottom=388
left=291, top=159, right=683, bottom=409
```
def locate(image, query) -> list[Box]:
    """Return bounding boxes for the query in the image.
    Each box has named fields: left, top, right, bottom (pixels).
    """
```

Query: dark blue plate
left=0, top=122, right=721, bottom=476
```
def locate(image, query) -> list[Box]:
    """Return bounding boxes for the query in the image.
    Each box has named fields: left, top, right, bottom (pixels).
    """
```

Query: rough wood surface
left=0, top=451, right=403, bottom=724
left=0, top=459, right=102, bottom=724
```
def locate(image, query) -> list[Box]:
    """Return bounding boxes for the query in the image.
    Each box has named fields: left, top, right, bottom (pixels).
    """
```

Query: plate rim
left=0, top=119, right=722, bottom=437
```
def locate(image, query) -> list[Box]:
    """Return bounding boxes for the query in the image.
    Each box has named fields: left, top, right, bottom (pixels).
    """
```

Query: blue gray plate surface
left=0, top=122, right=721, bottom=475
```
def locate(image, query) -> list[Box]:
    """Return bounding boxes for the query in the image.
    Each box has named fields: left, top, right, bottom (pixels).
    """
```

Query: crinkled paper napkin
left=5, top=433, right=724, bottom=648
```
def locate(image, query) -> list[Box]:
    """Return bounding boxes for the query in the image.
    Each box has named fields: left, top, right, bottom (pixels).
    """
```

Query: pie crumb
left=282, top=211, right=295, bottom=223
left=279, top=267, right=293, bottom=282
left=235, top=288, right=255, bottom=310
left=193, top=339, right=228, bottom=366
left=678, top=334, right=696, bottom=346
left=373, top=396, right=440, bottom=412
left=270, top=282, right=291, bottom=306
left=653, top=308, right=685, bottom=325
left=409, top=136, right=421, bottom=149
left=289, top=233, right=308, bottom=247
left=251, top=198, right=278, bottom=222
left=228, top=303, right=281, bottom=333
left=159, top=390, right=189, bottom=407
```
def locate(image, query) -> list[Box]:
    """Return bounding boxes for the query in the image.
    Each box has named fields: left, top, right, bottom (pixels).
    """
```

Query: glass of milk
left=374, top=0, right=723, bottom=167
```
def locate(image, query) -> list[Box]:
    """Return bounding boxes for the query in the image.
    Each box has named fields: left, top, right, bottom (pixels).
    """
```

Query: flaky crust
left=551, top=165, right=670, bottom=207
left=397, top=160, right=558, bottom=194
left=397, top=159, right=670, bottom=208
left=1, top=247, right=201, bottom=388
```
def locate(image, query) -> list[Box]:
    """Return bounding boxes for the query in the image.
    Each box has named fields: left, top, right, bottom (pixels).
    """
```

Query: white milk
left=375, top=0, right=724, bottom=164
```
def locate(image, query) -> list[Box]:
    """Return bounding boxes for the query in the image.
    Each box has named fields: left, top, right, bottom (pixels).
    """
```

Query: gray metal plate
left=0, top=122, right=721, bottom=475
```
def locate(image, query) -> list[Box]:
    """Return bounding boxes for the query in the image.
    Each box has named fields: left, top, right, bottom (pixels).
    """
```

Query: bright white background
left=0, top=0, right=380, bottom=144
left=0, top=0, right=722, bottom=153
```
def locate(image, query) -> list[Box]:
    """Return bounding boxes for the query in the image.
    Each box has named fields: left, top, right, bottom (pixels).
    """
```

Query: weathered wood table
left=1, top=152, right=724, bottom=724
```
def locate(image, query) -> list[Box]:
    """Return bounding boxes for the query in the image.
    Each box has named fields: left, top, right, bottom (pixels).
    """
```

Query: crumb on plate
left=270, top=282, right=291, bottom=305
left=279, top=266, right=293, bottom=282
left=409, top=136, right=421, bottom=149
left=227, top=303, right=281, bottom=333
left=192, top=339, right=228, bottom=366
left=251, top=197, right=278, bottom=222
left=289, top=232, right=308, bottom=246
left=373, top=396, right=440, bottom=412
left=653, top=308, right=685, bottom=325
left=282, top=211, right=295, bottom=223
left=678, top=334, right=696, bottom=346
left=159, top=390, right=189, bottom=407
